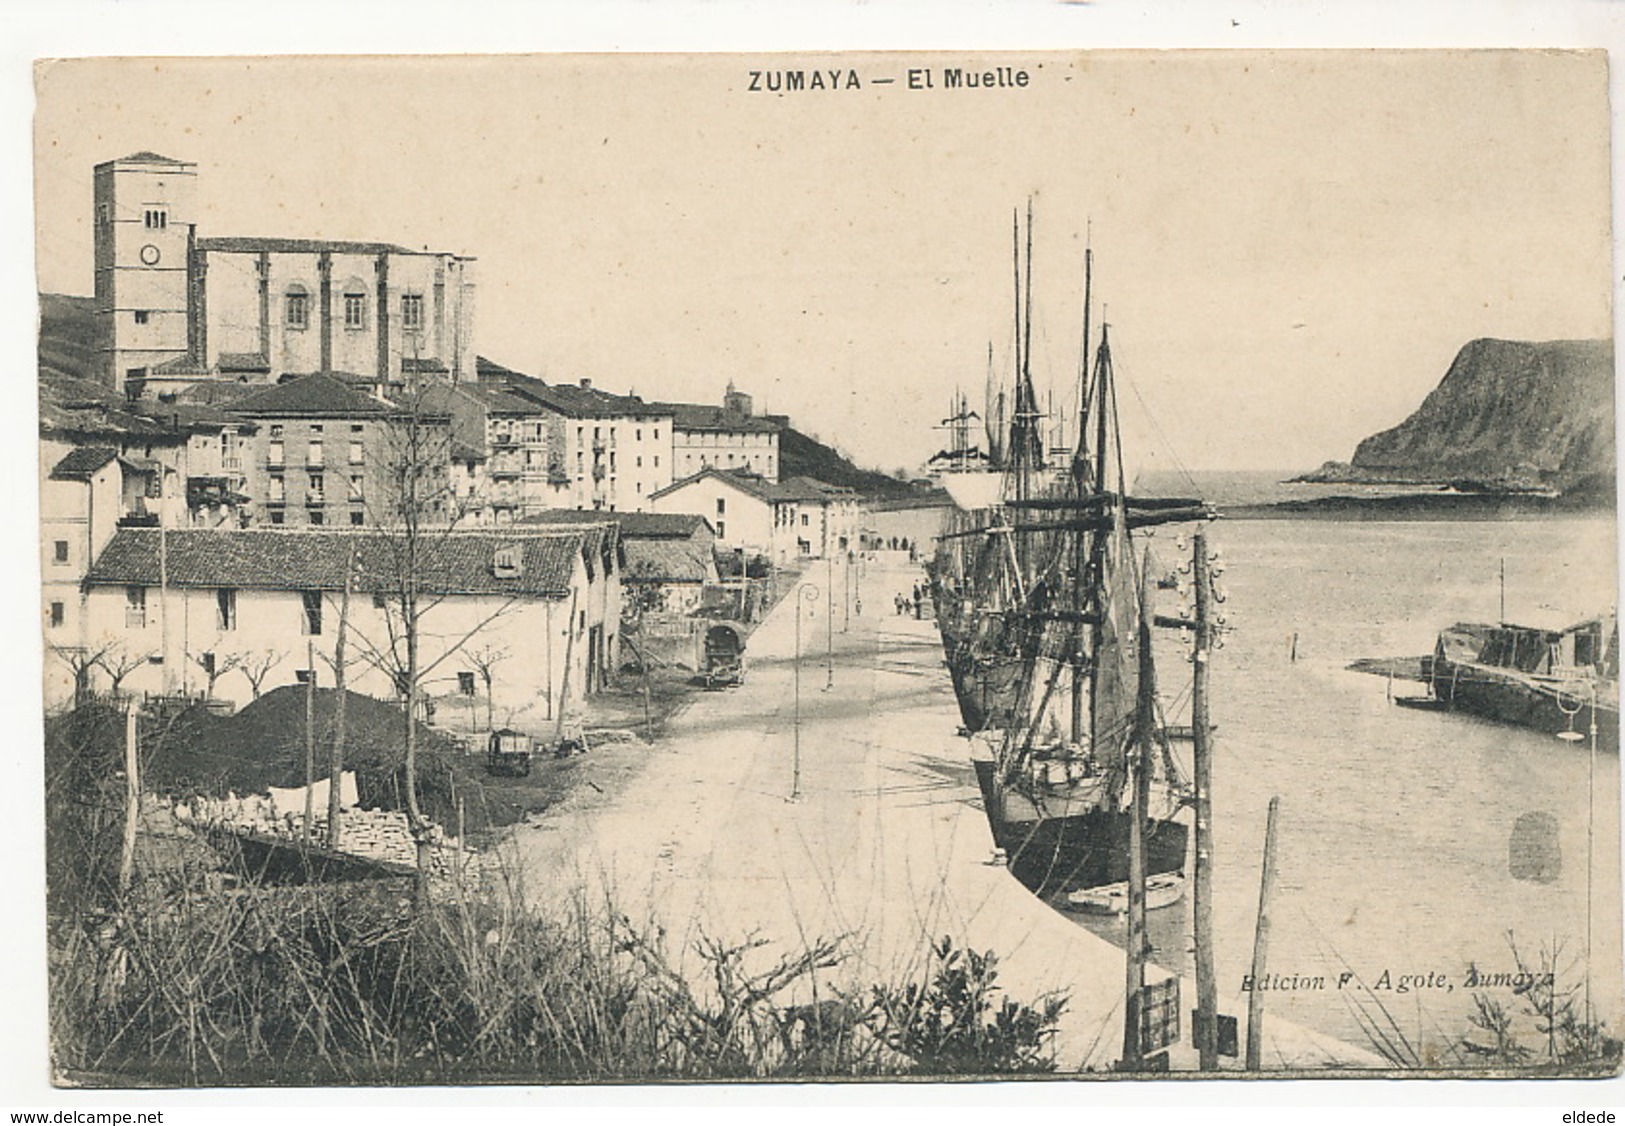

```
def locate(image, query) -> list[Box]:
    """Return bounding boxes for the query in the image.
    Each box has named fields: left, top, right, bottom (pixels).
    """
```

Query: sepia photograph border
left=7, top=0, right=1625, bottom=1117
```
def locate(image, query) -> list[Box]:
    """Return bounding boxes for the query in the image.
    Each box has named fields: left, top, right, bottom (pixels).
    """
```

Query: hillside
left=778, top=426, right=915, bottom=499
left=38, top=293, right=99, bottom=385
left=1346, top=338, right=1614, bottom=494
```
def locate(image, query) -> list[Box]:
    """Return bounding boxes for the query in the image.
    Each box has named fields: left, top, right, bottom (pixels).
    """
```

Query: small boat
left=1065, top=872, right=1186, bottom=915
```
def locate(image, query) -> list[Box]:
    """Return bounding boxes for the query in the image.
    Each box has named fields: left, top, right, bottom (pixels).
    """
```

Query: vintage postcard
left=30, top=49, right=1620, bottom=1087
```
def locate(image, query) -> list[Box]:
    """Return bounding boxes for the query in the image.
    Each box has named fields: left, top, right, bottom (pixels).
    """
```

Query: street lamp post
left=825, top=554, right=835, bottom=689
left=793, top=582, right=821, bottom=800
left=1558, top=681, right=1599, bottom=1037
left=842, top=549, right=852, bottom=633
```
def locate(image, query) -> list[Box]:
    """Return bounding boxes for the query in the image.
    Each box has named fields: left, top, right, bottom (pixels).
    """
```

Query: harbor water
left=1062, top=507, right=1621, bottom=1063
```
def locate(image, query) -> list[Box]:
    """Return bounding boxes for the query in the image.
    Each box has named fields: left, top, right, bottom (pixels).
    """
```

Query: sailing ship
left=931, top=207, right=1216, bottom=898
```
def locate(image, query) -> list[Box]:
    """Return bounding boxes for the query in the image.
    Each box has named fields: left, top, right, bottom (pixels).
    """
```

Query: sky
left=31, top=50, right=1612, bottom=476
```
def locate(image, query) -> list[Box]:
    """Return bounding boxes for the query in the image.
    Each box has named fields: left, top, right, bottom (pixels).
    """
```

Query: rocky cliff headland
left=1295, top=338, right=1615, bottom=503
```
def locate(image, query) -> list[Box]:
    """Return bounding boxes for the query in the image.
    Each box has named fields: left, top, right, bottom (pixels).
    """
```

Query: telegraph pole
left=1246, top=795, right=1282, bottom=1070
left=1122, top=560, right=1157, bottom=1069
left=119, top=699, right=140, bottom=890
left=1192, top=528, right=1218, bottom=1070
left=303, top=638, right=316, bottom=843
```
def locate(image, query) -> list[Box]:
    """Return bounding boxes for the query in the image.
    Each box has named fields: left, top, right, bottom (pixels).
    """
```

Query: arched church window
left=285, top=284, right=310, bottom=329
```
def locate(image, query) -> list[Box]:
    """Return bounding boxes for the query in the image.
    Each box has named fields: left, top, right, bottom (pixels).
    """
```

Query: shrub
left=867, top=935, right=1067, bottom=1075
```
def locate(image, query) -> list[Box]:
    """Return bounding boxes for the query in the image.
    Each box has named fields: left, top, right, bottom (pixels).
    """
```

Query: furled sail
left=1091, top=499, right=1141, bottom=779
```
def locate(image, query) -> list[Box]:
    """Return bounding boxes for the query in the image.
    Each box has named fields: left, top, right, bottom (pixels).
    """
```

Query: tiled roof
left=150, top=355, right=212, bottom=376
left=649, top=467, right=765, bottom=504
left=228, top=373, right=396, bottom=418
left=173, top=380, right=255, bottom=407
left=85, top=528, right=590, bottom=599
left=659, top=403, right=782, bottom=434
left=218, top=352, right=272, bottom=374
left=780, top=475, right=854, bottom=500
left=650, top=467, right=781, bottom=504
left=476, top=360, right=667, bottom=421
left=624, top=538, right=716, bottom=585
left=197, top=237, right=415, bottom=256
left=40, top=398, right=175, bottom=442
left=430, top=382, right=552, bottom=417
left=105, top=151, right=189, bottom=166
left=475, top=356, right=528, bottom=381
left=476, top=357, right=777, bottom=436
left=49, top=446, right=121, bottom=480
left=519, top=509, right=714, bottom=540
left=649, top=467, right=847, bottom=506
left=144, top=400, right=255, bottom=430
left=39, top=380, right=254, bottom=439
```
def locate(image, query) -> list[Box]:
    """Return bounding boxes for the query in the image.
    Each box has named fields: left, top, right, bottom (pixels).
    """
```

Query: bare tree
left=355, top=371, right=518, bottom=905
left=99, top=644, right=156, bottom=697
left=619, top=559, right=667, bottom=740
left=464, top=643, right=509, bottom=732
left=237, top=649, right=286, bottom=700
left=50, top=640, right=117, bottom=708
left=190, top=649, right=244, bottom=699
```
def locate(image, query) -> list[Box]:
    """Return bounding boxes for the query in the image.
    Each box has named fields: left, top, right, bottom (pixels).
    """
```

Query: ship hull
left=943, top=643, right=1025, bottom=732
left=973, top=759, right=1190, bottom=897
left=1431, top=657, right=1619, bottom=752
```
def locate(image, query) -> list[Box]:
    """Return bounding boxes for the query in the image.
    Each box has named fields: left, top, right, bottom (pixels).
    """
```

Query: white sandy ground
left=502, top=557, right=1383, bottom=1073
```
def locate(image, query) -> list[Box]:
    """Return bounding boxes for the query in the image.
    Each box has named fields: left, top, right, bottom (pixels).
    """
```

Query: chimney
left=580, top=378, right=592, bottom=390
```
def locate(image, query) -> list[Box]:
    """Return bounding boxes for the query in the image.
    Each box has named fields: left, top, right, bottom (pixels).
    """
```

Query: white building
left=60, top=527, right=622, bottom=723
left=661, top=383, right=782, bottom=483
left=650, top=468, right=864, bottom=565
left=650, top=468, right=786, bottom=561
left=40, top=447, right=159, bottom=681
left=774, top=476, right=864, bottom=558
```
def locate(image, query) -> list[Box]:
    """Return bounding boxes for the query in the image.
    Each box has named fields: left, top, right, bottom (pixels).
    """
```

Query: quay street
left=506, top=556, right=1378, bottom=1072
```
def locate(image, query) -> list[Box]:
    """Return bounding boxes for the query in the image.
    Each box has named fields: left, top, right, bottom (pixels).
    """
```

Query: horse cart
left=702, top=623, right=747, bottom=689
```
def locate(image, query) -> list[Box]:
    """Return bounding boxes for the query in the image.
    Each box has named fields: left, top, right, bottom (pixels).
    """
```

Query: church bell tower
left=93, top=152, right=197, bottom=393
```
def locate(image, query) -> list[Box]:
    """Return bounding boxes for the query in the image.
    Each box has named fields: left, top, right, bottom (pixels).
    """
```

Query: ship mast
left=1070, top=243, right=1094, bottom=744
left=1086, top=322, right=1117, bottom=797
left=1007, top=203, right=1046, bottom=584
